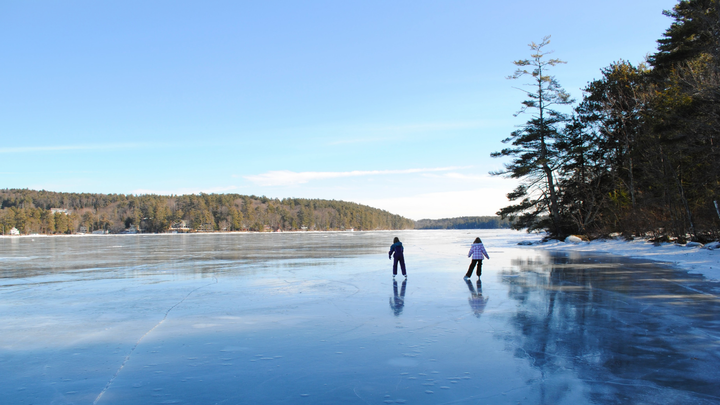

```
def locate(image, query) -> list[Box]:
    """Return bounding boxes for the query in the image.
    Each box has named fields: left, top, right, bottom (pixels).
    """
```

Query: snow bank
left=516, top=234, right=720, bottom=281
left=564, top=235, right=582, bottom=244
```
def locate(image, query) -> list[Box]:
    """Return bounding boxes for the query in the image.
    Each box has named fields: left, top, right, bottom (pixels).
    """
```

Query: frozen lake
left=2, top=230, right=720, bottom=404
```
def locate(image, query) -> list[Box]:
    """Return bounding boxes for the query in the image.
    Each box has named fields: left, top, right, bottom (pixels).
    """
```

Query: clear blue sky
left=1, top=0, right=678, bottom=219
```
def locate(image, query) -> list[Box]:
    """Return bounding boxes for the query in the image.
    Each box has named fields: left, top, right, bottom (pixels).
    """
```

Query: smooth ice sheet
left=1, top=230, right=720, bottom=404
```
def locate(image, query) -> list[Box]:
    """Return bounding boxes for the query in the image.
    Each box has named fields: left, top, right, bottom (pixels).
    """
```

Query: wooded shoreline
left=0, top=189, right=513, bottom=235
left=0, top=189, right=415, bottom=234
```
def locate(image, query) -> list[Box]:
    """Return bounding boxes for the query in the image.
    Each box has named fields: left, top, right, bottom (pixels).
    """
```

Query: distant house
left=9, top=227, right=20, bottom=235
left=78, top=226, right=88, bottom=234
left=123, top=224, right=140, bottom=234
left=170, top=220, right=190, bottom=233
left=50, top=208, right=69, bottom=215
left=197, top=224, right=214, bottom=232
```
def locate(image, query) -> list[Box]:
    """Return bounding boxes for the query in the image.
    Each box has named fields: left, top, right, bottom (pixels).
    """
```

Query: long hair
left=473, top=237, right=482, bottom=244
left=393, top=237, right=400, bottom=243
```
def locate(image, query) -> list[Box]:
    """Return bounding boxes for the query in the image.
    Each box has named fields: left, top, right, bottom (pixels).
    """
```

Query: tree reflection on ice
left=498, top=251, right=720, bottom=404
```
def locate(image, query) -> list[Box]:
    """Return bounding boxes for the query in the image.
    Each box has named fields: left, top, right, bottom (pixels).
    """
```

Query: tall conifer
left=491, top=36, right=573, bottom=236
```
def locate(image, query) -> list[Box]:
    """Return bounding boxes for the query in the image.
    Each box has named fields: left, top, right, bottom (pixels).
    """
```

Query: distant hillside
left=415, top=216, right=511, bottom=230
left=0, top=189, right=414, bottom=234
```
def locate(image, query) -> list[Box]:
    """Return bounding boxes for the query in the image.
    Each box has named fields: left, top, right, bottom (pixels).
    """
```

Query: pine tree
left=491, top=36, right=574, bottom=236
left=649, top=0, right=720, bottom=238
left=585, top=62, right=649, bottom=207
left=650, top=0, right=720, bottom=72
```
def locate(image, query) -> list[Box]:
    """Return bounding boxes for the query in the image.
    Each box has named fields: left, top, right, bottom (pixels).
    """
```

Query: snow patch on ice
left=192, top=323, right=220, bottom=329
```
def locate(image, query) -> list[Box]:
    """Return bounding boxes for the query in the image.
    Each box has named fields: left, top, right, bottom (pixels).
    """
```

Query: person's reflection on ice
left=465, top=279, right=488, bottom=318
left=389, top=278, right=407, bottom=316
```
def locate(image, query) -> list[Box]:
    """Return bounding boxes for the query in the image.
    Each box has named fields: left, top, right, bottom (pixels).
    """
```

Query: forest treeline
left=415, top=216, right=510, bottom=230
left=493, top=0, right=720, bottom=241
left=0, top=189, right=414, bottom=234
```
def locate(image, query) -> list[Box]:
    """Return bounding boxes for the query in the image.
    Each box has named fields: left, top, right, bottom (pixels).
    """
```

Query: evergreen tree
left=568, top=61, right=652, bottom=234
left=650, top=0, right=720, bottom=72
left=54, top=212, right=69, bottom=234
left=491, top=36, right=574, bottom=236
left=554, top=116, right=609, bottom=234
left=41, top=209, right=55, bottom=234
left=649, top=0, right=720, bottom=238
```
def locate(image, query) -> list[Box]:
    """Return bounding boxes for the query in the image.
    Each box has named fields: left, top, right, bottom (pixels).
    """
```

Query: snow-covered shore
left=515, top=233, right=720, bottom=282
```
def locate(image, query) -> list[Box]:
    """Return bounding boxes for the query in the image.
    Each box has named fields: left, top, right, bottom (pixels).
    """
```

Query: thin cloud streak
left=0, top=143, right=148, bottom=153
left=244, top=167, right=465, bottom=186
left=359, top=187, right=512, bottom=220
left=422, top=172, right=508, bottom=182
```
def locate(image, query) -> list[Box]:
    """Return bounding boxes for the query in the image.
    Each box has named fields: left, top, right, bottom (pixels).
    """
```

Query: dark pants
left=466, top=259, right=483, bottom=277
left=393, top=255, right=406, bottom=276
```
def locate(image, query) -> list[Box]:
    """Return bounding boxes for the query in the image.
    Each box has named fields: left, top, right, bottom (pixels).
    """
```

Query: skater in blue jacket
left=389, top=237, right=407, bottom=277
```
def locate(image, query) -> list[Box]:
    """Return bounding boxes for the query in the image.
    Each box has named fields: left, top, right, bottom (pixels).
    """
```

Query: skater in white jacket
left=465, top=237, right=489, bottom=278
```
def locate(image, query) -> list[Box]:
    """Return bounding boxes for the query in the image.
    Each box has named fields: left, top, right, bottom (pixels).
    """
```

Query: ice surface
left=2, top=230, right=720, bottom=404
left=532, top=234, right=720, bottom=281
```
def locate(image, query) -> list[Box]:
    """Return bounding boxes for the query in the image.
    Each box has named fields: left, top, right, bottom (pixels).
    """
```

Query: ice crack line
left=663, top=278, right=719, bottom=298
left=93, top=277, right=218, bottom=405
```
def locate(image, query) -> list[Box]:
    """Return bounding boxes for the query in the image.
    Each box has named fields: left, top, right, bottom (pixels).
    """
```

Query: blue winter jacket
left=389, top=242, right=404, bottom=259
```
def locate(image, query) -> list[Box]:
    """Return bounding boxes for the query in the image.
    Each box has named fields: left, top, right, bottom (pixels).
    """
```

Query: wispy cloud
left=244, top=167, right=462, bottom=186
left=131, top=186, right=238, bottom=195
left=421, top=172, right=500, bottom=182
left=0, top=143, right=147, bottom=154
left=358, top=188, right=514, bottom=220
